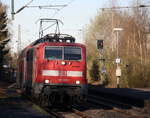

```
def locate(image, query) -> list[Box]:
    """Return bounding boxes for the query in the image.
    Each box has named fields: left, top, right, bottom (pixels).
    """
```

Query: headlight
left=61, top=61, right=66, bottom=65
left=45, top=79, right=49, bottom=84
left=76, top=80, right=80, bottom=84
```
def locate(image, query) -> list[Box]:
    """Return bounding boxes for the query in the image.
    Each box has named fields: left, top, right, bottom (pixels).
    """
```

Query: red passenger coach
left=17, top=34, right=87, bottom=105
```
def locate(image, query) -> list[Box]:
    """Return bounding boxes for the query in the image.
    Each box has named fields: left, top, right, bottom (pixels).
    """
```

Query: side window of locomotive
left=45, top=47, right=62, bottom=60
left=64, top=47, right=81, bottom=60
left=26, top=49, right=34, bottom=61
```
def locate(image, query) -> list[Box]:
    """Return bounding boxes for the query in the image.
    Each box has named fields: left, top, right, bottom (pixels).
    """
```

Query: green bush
left=89, top=60, right=100, bottom=81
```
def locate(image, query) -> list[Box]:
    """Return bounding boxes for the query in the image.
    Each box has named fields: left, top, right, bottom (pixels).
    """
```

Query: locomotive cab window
left=64, top=47, right=81, bottom=60
left=45, top=47, right=62, bottom=60
left=45, top=46, right=81, bottom=60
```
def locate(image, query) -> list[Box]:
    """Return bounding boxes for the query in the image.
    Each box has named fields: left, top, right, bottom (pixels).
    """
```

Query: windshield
left=45, top=46, right=81, bottom=60
left=45, top=47, right=62, bottom=60
left=64, top=47, right=81, bottom=60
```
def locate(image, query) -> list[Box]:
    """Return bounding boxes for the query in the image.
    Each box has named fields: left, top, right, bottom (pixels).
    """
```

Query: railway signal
left=97, top=40, right=103, bottom=50
left=96, top=39, right=108, bottom=85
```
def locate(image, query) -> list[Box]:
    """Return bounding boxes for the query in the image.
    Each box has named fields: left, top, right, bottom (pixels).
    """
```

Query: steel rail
left=88, top=95, right=149, bottom=118
left=71, top=108, right=92, bottom=118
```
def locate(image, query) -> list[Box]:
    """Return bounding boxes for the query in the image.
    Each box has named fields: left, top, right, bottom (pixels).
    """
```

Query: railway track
left=6, top=83, right=150, bottom=118
left=71, top=107, right=92, bottom=118
left=25, top=94, right=92, bottom=118
left=35, top=105, right=93, bottom=118
left=88, top=94, right=150, bottom=118
left=21, top=91, right=150, bottom=118
left=40, top=103, right=93, bottom=118
left=43, top=108, right=66, bottom=118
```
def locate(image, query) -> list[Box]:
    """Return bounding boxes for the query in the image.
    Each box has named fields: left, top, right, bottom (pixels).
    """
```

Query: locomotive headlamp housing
left=76, top=80, right=80, bottom=84
left=45, top=79, right=49, bottom=84
left=61, top=61, right=66, bottom=65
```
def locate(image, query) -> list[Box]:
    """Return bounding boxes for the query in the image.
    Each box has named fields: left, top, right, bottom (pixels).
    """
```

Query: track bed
left=0, top=80, right=51, bottom=118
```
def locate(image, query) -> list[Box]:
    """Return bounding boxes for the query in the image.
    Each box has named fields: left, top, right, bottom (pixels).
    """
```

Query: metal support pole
left=99, top=48, right=107, bottom=85
left=116, top=31, right=119, bottom=58
left=114, top=28, right=123, bottom=88
left=17, top=25, right=21, bottom=55
left=117, top=76, right=120, bottom=88
left=117, top=31, right=119, bottom=88
left=11, top=0, right=15, bottom=20
left=116, top=31, right=119, bottom=88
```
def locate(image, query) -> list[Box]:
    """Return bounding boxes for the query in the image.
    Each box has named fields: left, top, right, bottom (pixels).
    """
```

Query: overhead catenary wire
left=26, top=4, right=68, bottom=9
left=12, top=0, right=76, bottom=19
left=11, top=0, right=72, bottom=19
left=15, top=0, right=34, bottom=14
left=26, top=0, right=75, bottom=11
left=50, top=0, right=76, bottom=18
left=35, top=0, right=76, bottom=35
left=99, top=4, right=150, bottom=10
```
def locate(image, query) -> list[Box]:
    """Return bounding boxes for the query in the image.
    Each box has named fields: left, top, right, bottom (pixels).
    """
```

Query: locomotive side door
left=26, top=48, right=34, bottom=88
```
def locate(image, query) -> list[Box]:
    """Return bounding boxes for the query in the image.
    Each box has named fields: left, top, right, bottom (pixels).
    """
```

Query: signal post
left=97, top=39, right=107, bottom=85
left=113, top=28, right=123, bottom=88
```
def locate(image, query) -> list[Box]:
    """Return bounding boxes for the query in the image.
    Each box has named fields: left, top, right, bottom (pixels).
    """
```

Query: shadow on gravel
left=0, top=79, right=50, bottom=118
left=0, top=95, right=50, bottom=118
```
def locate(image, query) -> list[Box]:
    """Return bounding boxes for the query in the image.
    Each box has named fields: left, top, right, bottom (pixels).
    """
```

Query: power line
left=11, top=0, right=71, bottom=20
left=51, top=0, right=76, bottom=18
left=100, top=4, right=150, bottom=10
left=11, top=0, right=34, bottom=19
left=15, top=0, right=33, bottom=14
left=26, top=5, right=68, bottom=9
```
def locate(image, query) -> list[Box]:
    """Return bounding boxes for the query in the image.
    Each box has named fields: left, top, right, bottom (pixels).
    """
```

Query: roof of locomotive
left=30, top=33, right=75, bottom=46
left=36, top=41, right=86, bottom=49
left=31, top=33, right=85, bottom=47
left=20, top=33, right=85, bottom=57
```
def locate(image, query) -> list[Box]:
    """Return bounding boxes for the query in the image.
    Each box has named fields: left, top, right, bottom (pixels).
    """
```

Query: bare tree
left=85, top=1, right=150, bottom=87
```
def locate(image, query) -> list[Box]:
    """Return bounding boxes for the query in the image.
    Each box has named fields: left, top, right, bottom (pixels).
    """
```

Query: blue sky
left=1, top=0, right=150, bottom=52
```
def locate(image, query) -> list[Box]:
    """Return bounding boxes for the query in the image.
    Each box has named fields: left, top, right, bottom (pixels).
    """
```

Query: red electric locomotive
left=17, top=33, right=87, bottom=106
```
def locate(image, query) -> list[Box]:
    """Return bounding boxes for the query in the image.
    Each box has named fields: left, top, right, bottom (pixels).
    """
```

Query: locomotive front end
left=36, top=43, right=87, bottom=105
